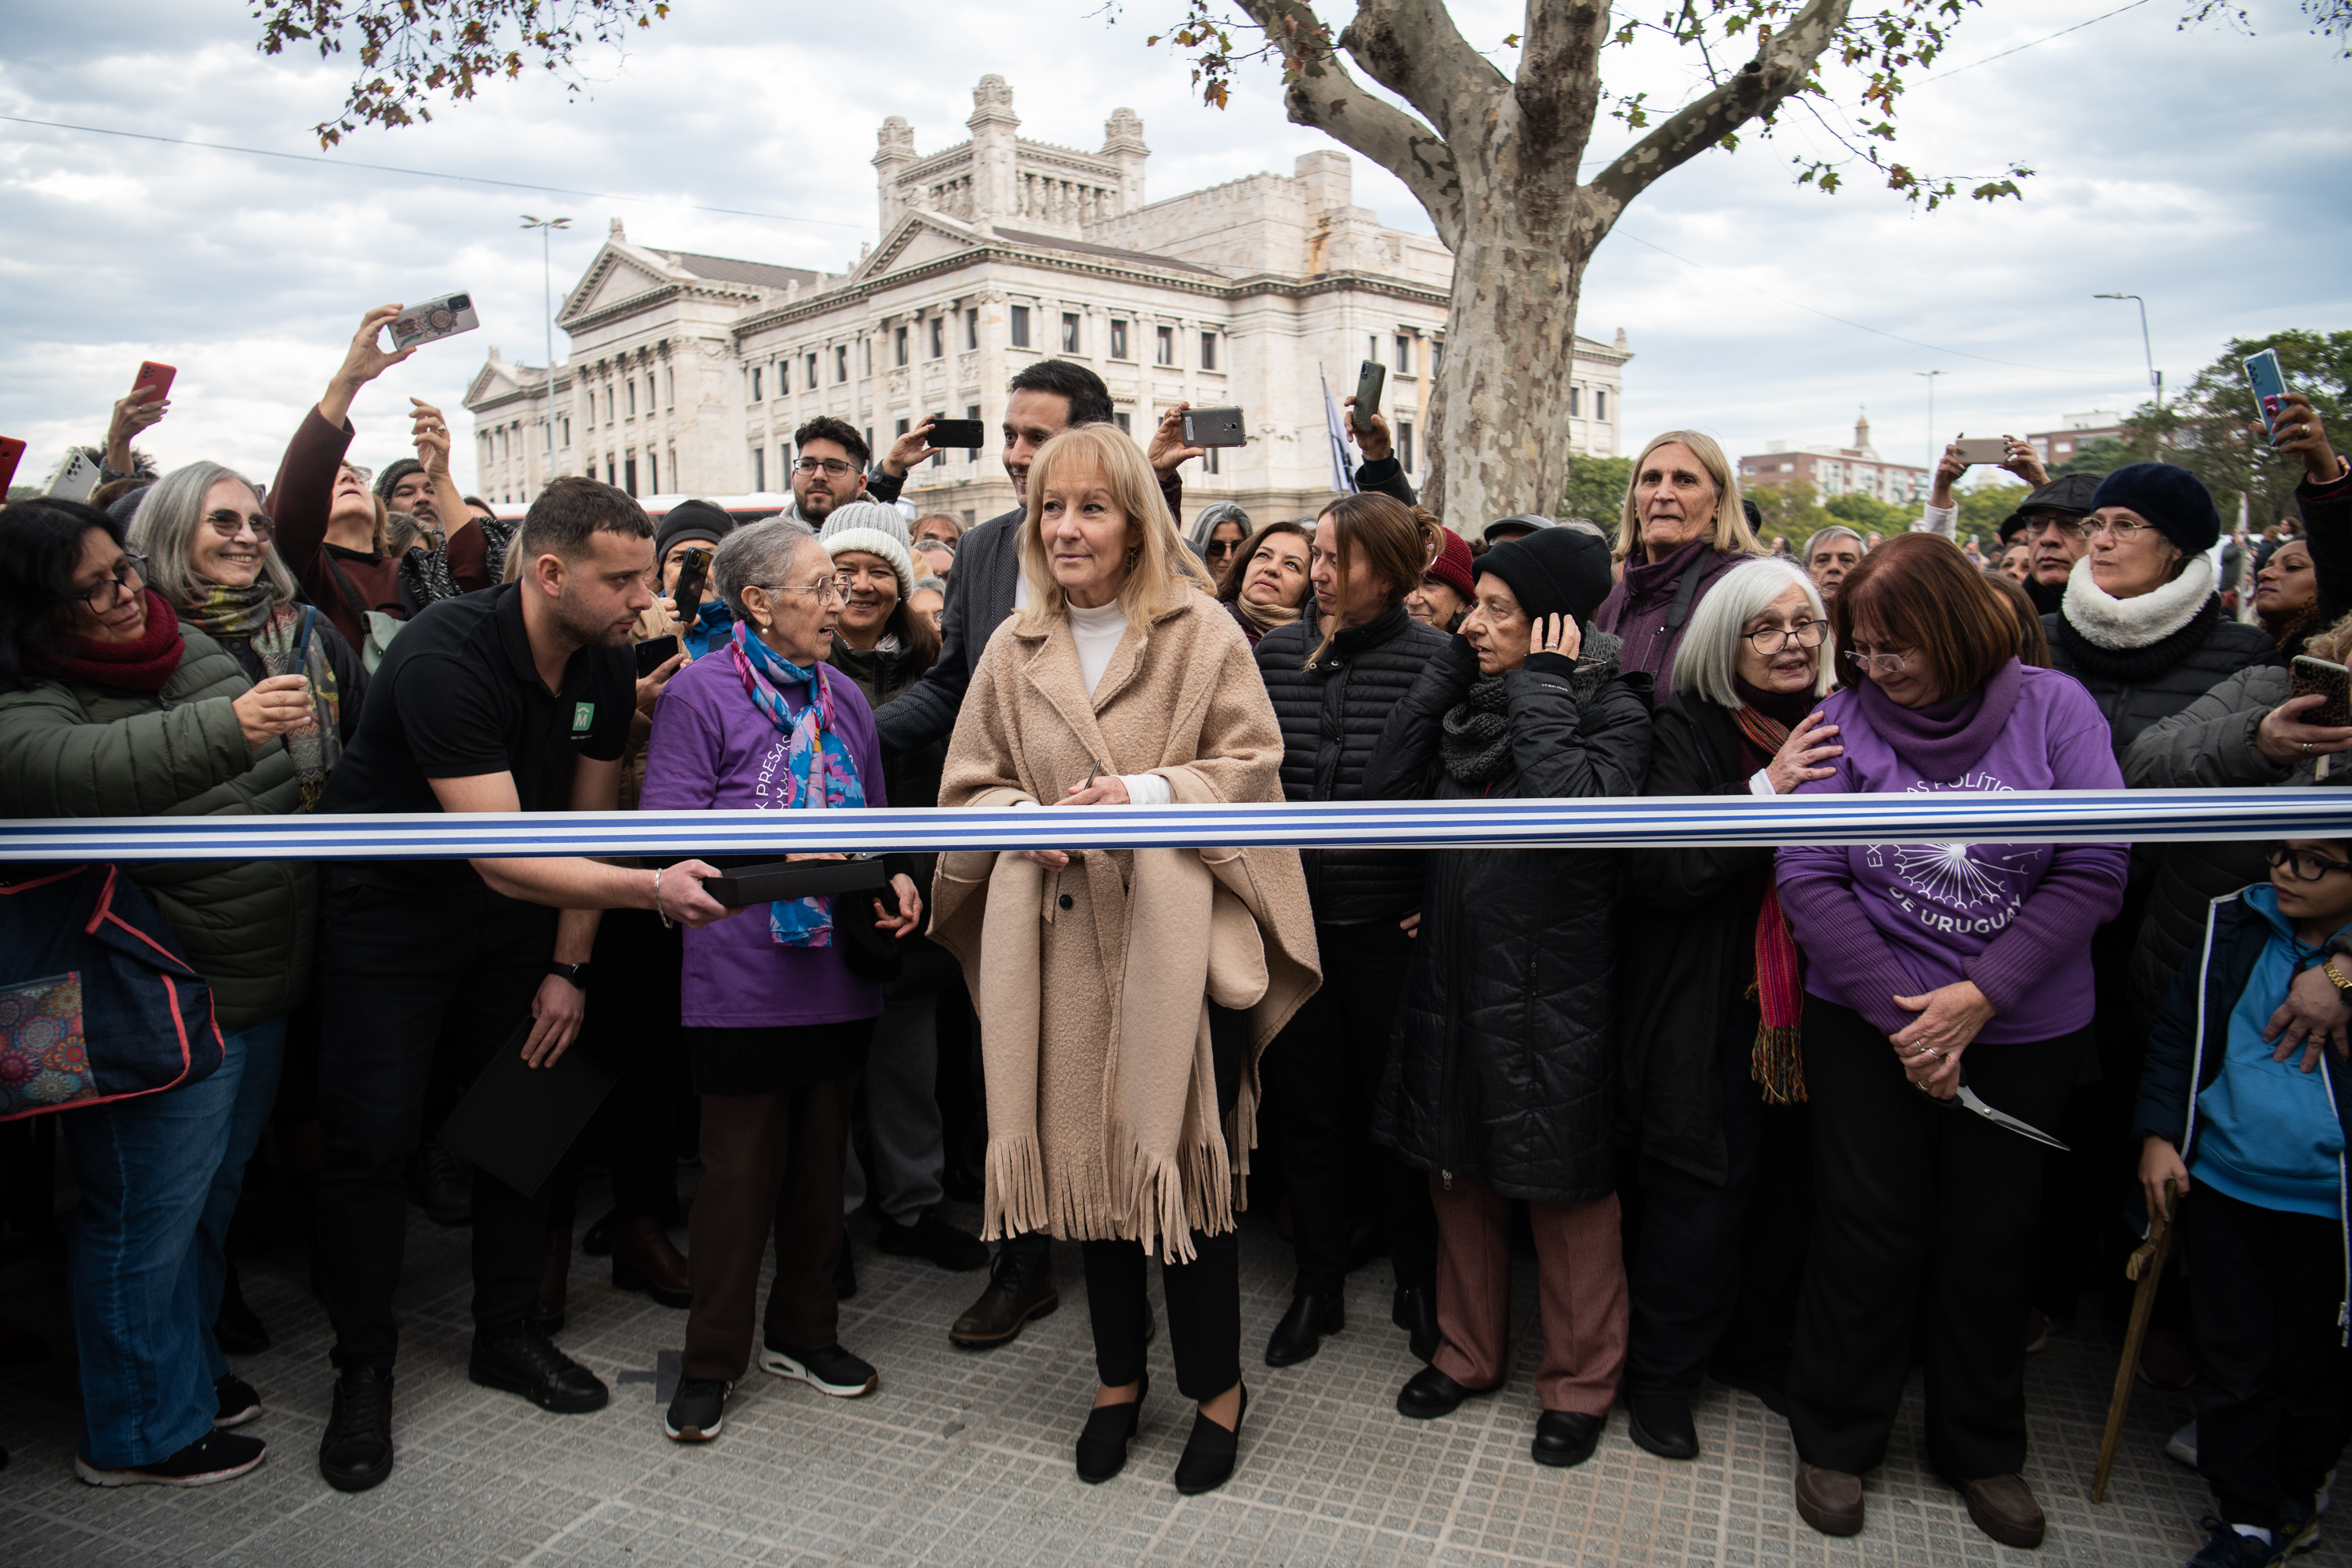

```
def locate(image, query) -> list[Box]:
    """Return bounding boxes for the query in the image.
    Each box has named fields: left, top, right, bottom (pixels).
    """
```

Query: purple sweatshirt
left=1774, top=662, right=2129, bottom=1043
left=639, top=648, right=887, bottom=1029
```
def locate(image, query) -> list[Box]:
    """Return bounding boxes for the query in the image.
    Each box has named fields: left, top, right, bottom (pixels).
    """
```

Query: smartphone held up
left=389, top=292, right=482, bottom=352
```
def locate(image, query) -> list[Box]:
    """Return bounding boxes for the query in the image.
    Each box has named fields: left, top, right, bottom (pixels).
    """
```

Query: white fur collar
left=2060, top=551, right=2213, bottom=651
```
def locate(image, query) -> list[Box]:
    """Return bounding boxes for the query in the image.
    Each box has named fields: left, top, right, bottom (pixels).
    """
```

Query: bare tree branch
left=1334, top=0, right=1506, bottom=146
left=1585, top=0, right=1850, bottom=221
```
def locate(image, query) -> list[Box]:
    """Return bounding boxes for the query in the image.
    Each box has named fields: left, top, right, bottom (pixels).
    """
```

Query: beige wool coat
left=931, top=586, right=1320, bottom=1263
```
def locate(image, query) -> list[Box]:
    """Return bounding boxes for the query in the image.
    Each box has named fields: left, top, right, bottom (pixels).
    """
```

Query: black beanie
left=374, top=457, right=423, bottom=503
left=1474, top=526, right=1615, bottom=625
left=654, top=499, right=735, bottom=561
left=2089, top=463, right=2221, bottom=556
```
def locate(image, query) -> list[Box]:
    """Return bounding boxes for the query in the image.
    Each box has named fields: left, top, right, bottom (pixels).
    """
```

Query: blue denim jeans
left=63, top=1022, right=252, bottom=1468
left=196, top=1016, right=285, bottom=1381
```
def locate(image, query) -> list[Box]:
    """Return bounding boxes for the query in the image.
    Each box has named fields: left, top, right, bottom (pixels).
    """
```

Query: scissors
left=1947, top=1073, right=2069, bottom=1150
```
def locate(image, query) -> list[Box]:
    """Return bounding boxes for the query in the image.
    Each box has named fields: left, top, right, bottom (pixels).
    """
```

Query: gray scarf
left=1439, top=630, right=1623, bottom=786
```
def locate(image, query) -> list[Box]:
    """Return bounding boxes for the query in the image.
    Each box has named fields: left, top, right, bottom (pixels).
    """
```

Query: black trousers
left=314, top=875, right=558, bottom=1370
left=1786, top=996, right=2088, bottom=1479
left=1082, top=1001, right=1248, bottom=1403
left=1626, top=1015, right=1813, bottom=1398
left=2188, top=1185, right=2350, bottom=1532
left=1261, top=918, right=1436, bottom=1295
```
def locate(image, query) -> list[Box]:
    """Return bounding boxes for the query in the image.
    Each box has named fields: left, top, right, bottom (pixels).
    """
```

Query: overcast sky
left=4, top=0, right=2347, bottom=500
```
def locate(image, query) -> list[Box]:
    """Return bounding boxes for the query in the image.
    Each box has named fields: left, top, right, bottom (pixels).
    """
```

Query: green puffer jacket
left=0, top=625, right=318, bottom=1029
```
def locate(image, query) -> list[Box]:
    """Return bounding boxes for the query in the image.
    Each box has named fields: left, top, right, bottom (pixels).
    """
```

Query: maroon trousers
left=1430, top=1174, right=1628, bottom=1415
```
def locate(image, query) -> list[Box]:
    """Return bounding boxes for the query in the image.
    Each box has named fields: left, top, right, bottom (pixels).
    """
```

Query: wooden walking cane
left=2090, top=1179, right=2182, bottom=1504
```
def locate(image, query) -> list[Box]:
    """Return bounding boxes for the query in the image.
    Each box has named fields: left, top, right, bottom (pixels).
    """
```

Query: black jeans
left=1261, top=918, right=1436, bottom=1296
left=314, top=875, right=560, bottom=1370
left=1082, top=1001, right=1248, bottom=1403
left=1785, top=996, right=2088, bottom=1479
left=2188, top=1185, right=2351, bottom=1532
left=1626, top=1015, right=1813, bottom=1398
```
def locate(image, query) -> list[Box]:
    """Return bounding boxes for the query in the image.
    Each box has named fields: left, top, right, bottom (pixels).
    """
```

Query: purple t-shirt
left=639, top=648, right=887, bottom=1029
left=1774, top=665, right=2130, bottom=1043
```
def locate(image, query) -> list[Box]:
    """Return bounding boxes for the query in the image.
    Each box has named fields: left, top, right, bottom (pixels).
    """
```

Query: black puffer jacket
left=1362, top=632, right=1654, bottom=1203
left=1255, top=603, right=1452, bottom=923
left=1616, top=695, right=1773, bottom=1186
left=2042, top=593, right=2281, bottom=762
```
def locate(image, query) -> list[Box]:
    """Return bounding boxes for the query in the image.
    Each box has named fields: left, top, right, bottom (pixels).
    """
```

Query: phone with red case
left=0, top=437, right=25, bottom=494
left=130, top=361, right=176, bottom=407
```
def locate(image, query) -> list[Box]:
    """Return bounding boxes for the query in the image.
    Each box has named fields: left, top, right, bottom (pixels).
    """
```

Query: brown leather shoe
left=611, top=1217, right=691, bottom=1308
left=1955, top=1473, right=2045, bottom=1548
left=949, top=1240, right=1058, bottom=1348
left=1794, top=1461, right=1864, bottom=1537
left=530, top=1228, right=571, bottom=1336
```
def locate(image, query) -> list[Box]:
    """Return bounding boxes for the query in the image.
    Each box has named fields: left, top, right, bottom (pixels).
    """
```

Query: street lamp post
left=2094, top=292, right=2163, bottom=448
left=521, top=215, right=572, bottom=499
left=1915, top=368, right=1947, bottom=499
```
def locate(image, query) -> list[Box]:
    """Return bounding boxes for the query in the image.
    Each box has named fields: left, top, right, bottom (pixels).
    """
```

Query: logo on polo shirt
left=572, top=702, right=595, bottom=733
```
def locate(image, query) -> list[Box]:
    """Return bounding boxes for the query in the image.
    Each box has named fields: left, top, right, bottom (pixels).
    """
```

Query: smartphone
left=2246, top=348, right=2290, bottom=441
left=0, top=437, right=24, bottom=494
left=388, top=291, right=481, bottom=352
left=924, top=416, right=986, bottom=450
left=1180, top=406, right=1248, bottom=448
left=1952, top=436, right=2009, bottom=465
left=2292, top=655, right=2352, bottom=729
left=634, top=634, right=681, bottom=677
left=1352, top=359, right=1387, bottom=426
left=47, top=449, right=103, bottom=503
left=130, top=361, right=176, bottom=408
left=670, top=546, right=713, bottom=612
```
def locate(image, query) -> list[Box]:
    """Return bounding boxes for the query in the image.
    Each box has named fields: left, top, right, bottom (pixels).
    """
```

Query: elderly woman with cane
left=930, top=423, right=1319, bottom=1496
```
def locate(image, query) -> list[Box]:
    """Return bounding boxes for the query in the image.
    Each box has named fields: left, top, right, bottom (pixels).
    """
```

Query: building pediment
left=561, top=248, right=677, bottom=327
left=852, top=212, right=986, bottom=285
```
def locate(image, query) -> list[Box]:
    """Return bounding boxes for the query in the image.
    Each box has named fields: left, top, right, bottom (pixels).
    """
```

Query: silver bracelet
left=653, top=867, right=672, bottom=929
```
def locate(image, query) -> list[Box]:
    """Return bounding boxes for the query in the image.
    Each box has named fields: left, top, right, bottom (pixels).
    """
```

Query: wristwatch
left=2325, top=957, right=2352, bottom=996
left=546, top=961, right=593, bottom=990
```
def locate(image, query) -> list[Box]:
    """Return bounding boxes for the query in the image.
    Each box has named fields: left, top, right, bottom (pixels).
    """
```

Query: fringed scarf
left=1734, top=701, right=1807, bottom=1105
left=728, top=619, right=865, bottom=946
left=186, top=582, right=342, bottom=807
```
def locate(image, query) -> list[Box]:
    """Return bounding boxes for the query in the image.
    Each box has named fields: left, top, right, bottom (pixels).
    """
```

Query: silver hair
left=127, top=462, right=297, bottom=608
left=712, top=517, right=826, bottom=619
left=1669, top=556, right=1834, bottom=708
left=1185, top=499, right=1253, bottom=552
left=1802, top=524, right=1865, bottom=564
left=910, top=574, right=947, bottom=597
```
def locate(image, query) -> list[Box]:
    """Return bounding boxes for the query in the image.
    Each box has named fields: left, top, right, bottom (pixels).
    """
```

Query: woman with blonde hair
left=1596, top=430, right=1767, bottom=681
left=931, top=422, right=1319, bottom=1495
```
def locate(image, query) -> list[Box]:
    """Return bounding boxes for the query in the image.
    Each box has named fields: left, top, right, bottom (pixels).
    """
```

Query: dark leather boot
left=1264, top=1291, right=1344, bottom=1367
left=611, top=1216, right=691, bottom=1308
left=949, top=1240, right=1058, bottom=1348
left=530, top=1228, right=571, bottom=1336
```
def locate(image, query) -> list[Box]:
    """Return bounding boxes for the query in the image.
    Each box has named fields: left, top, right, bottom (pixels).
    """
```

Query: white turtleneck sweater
left=1014, top=597, right=1172, bottom=808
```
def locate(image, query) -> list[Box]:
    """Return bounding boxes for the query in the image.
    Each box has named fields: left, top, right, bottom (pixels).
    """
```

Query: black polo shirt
left=321, top=581, right=632, bottom=893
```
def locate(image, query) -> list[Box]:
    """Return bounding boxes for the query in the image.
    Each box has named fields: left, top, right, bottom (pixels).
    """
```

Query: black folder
left=699, top=856, right=887, bottom=909
left=439, top=1021, right=617, bottom=1199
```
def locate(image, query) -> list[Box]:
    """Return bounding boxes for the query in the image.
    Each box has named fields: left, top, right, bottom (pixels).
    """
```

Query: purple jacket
left=1595, top=539, right=1753, bottom=684
left=639, top=648, right=887, bottom=1029
left=1775, top=663, right=2130, bottom=1044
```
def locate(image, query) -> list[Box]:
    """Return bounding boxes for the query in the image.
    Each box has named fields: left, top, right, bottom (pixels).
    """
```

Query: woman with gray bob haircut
left=1612, top=557, right=1839, bottom=1463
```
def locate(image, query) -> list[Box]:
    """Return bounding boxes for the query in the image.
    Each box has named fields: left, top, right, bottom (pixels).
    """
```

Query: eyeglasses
left=60, top=552, right=147, bottom=612
left=1743, top=619, right=1828, bottom=652
left=767, top=579, right=848, bottom=605
left=2023, top=516, right=2093, bottom=542
left=1842, top=645, right=1918, bottom=676
left=793, top=458, right=858, bottom=479
left=2269, top=846, right=2352, bottom=882
left=2086, top=515, right=2161, bottom=543
left=339, top=464, right=373, bottom=485
left=1202, top=539, right=1240, bottom=560
left=203, top=508, right=274, bottom=544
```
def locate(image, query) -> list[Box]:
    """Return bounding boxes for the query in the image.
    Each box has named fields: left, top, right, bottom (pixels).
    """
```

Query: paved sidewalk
left=1, top=1196, right=2220, bottom=1566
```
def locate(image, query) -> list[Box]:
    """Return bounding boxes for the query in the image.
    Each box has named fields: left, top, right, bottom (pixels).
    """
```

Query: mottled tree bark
left=1237, top=0, right=1849, bottom=523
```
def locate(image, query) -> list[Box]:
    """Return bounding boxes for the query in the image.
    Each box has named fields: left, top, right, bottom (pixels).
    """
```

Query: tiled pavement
left=0, top=1192, right=2229, bottom=1566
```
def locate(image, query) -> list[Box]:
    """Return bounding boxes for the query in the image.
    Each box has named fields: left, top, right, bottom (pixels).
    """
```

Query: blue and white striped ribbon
left=0, top=789, right=2331, bottom=862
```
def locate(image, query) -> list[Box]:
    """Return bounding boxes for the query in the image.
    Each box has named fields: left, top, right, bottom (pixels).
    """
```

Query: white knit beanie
left=818, top=500, right=917, bottom=600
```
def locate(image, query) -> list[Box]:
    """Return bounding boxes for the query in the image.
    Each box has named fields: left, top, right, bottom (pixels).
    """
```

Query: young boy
left=2138, top=840, right=2352, bottom=1566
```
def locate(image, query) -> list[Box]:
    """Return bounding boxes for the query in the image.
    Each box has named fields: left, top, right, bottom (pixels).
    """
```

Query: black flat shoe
left=1075, top=1374, right=1149, bottom=1484
left=1391, top=1284, right=1439, bottom=1363
left=1173, top=1385, right=1246, bottom=1496
left=469, top=1322, right=609, bottom=1414
left=1396, top=1364, right=1501, bottom=1421
left=1264, top=1291, right=1344, bottom=1367
left=318, top=1366, right=394, bottom=1493
left=1531, top=1408, right=1603, bottom=1468
left=1628, top=1392, right=1699, bottom=1460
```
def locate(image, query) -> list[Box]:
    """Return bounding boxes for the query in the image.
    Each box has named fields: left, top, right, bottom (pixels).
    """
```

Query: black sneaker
left=2188, top=1516, right=2279, bottom=1567
left=663, top=1377, right=731, bottom=1442
left=318, top=1365, right=395, bottom=1493
left=759, top=1338, right=878, bottom=1397
left=77, top=1429, right=265, bottom=1487
left=876, top=1209, right=989, bottom=1272
left=470, top=1321, right=609, bottom=1414
left=214, top=1373, right=263, bottom=1430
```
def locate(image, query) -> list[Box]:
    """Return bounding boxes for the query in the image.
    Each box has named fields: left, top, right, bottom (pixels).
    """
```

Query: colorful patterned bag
left=0, top=865, right=224, bottom=1121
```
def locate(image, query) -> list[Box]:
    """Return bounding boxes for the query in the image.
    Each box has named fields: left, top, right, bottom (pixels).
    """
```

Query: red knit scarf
left=29, top=590, right=185, bottom=693
left=1733, top=703, right=1807, bottom=1105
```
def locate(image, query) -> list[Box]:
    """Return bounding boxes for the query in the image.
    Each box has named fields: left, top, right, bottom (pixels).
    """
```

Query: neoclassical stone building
left=466, top=75, right=1631, bottom=526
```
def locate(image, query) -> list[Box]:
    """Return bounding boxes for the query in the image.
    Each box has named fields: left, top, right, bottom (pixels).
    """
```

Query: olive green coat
left=0, top=625, right=317, bottom=1029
